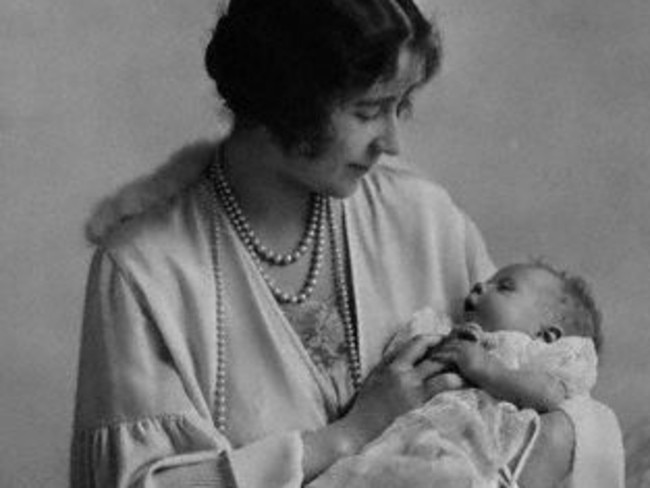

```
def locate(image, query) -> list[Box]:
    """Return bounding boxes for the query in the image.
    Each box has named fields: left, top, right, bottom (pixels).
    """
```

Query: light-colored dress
left=308, top=308, right=599, bottom=488
left=70, top=141, right=624, bottom=487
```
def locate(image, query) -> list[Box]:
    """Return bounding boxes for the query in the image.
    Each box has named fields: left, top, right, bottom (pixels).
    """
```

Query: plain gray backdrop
left=2, top=0, right=649, bottom=486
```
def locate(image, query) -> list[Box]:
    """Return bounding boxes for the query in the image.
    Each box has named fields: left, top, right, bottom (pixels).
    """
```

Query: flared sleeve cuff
left=230, top=431, right=305, bottom=488
left=72, top=413, right=306, bottom=488
left=559, top=396, right=625, bottom=488
left=71, top=411, right=234, bottom=488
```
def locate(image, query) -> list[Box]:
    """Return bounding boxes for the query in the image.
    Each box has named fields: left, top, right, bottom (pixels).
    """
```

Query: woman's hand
left=302, top=334, right=467, bottom=481
left=340, top=334, right=466, bottom=447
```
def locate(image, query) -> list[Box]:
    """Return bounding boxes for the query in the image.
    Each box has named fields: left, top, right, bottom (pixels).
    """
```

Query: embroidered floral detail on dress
left=282, top=293, right=348, bottom=372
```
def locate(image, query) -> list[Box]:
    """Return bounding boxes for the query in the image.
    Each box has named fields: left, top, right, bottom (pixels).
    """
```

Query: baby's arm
left=466, top=352, right=566, bottom=412
left=430, top=328, right=567, bottom=412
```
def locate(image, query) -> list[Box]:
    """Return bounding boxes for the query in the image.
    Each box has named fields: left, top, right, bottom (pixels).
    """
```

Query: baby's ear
left=539, top=325, right=564, bottom=343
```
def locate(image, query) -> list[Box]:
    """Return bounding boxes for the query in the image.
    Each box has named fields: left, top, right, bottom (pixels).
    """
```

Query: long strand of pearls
left=203, top=160, right=363, bottom=433
left=329, top=201, right=362, bottom=391
left=203, top=181, right=228, bottom=432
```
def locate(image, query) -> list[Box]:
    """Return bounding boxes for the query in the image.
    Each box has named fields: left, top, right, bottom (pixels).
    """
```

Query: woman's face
left=279, top=47, right=426, bottom=198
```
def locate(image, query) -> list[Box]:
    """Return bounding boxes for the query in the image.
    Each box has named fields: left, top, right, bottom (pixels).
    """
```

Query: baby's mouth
left=463, top=297, right=476, bottom=321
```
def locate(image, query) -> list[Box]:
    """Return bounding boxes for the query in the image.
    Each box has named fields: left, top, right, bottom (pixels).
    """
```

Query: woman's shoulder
left=84, top=141, right=217, bottom=260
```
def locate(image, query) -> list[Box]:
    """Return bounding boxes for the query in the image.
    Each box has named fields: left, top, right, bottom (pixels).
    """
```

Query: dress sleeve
left=559, top=397, right=625, bottom=488
left=462, top=212, right=496, bottom=284
left=517, top=339, right=624, bottom=487
left=382, top=308, right=452, bottom=357
left=71, top=250, right=304, bottom=488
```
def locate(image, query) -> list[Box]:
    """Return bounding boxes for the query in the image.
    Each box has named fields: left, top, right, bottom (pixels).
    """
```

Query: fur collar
left=85, top=140, right=217, bottom=245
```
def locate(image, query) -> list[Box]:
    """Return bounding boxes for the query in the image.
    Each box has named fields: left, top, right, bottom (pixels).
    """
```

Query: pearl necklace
left=204, top=181, right=228, bottom=431
left=203, top=165, right=362, bottom=433
left=211, top=162, right=326, bottom=304
left=212, top=160, right=323, bottom=266
left=328, top=201, right=362, bottom=392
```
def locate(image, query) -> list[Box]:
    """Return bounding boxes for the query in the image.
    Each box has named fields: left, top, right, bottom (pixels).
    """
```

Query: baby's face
left=464, top=264, right=561, bottom=335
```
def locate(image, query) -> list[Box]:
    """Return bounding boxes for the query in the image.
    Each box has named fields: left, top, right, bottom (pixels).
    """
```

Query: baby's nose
left=470, top=282, right=485, bottom=295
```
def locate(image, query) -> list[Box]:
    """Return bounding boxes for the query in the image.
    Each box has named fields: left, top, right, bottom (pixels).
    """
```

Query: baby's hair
left=527, top=258, right=603, bottom=353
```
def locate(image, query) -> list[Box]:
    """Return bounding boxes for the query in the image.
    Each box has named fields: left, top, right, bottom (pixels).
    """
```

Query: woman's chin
left=320, top=179, right=363, bottom=199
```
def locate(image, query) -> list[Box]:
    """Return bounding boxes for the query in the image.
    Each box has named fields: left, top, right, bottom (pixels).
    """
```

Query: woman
left=71, top=0, right=623, bottom=486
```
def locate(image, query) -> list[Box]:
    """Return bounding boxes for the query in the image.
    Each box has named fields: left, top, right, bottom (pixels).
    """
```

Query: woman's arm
left=469, top=358, right=566, bottom=412
left=516, top=410, right=574, bottom=488
left=515, top=400, right=624, bottom=488
left=431, top=335, right=624, bottom=488
left=72, top=251, right=307, bottom=488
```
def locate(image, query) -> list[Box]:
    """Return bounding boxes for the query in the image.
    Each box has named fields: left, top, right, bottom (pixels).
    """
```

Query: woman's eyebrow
left=354, top=96, right=395, bottom=107
left=357, top=85, right=419, bottom=105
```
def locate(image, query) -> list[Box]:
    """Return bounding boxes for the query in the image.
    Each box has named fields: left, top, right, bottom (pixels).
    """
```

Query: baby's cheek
left=476, top=311, right=499, bottom=332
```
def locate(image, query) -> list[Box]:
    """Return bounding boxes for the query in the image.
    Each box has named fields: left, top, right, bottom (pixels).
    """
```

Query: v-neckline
left=204, top=176, right=363, bottom=416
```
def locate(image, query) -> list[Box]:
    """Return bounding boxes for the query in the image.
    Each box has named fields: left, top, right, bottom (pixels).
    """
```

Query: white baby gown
left=309, top=308, right=598, bottom=488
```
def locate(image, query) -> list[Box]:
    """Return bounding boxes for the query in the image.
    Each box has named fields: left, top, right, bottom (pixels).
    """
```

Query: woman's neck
left=222, top=126, right=313, bottom=242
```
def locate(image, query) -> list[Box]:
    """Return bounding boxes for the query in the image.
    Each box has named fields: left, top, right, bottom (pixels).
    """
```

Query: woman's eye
left=353, top=96, right=414, bottom=122
left=355, top=107, right=383, bottom=121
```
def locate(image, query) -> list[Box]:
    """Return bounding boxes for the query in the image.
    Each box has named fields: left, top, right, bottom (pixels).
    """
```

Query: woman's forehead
left=363, top=48, right=425, bottom=98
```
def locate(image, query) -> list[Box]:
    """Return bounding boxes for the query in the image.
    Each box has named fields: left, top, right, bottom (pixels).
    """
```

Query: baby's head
left=464, top=260, right=602, bottom=352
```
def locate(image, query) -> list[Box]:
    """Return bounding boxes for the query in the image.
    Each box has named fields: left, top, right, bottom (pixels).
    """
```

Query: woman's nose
left=376, top=113, right=401, bottom=156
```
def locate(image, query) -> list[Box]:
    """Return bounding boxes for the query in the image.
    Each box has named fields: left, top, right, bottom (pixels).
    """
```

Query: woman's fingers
left=414, top=359, right=448, bottom=379
left=391, top=334, right=440, bottom=369
left=428, top=350, right=456, bottom=365
left=428, top=338, right=466, bottom=363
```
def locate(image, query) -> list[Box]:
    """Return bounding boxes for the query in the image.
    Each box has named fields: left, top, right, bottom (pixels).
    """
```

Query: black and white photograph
left=1, top=0, right=649, bottom=486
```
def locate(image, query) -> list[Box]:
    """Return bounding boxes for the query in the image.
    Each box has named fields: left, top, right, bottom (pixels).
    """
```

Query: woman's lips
left=348, top=163, right=372, bottom=175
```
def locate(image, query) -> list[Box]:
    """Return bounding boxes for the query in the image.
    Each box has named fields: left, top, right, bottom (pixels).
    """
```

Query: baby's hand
left=448, top=322, right=483, bottom=343
left=428, top=333, right=493, bottom=385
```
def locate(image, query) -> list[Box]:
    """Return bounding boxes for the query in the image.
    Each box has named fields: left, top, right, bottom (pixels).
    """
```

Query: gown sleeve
left=522, top=338, right=598, bottom=398
left=71, top=250, right=305, bottom=488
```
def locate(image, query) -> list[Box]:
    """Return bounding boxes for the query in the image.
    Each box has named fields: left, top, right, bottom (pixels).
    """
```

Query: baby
left=310, top=260, right=602, bottom=488
left=428, top=259, right=601, bottom=413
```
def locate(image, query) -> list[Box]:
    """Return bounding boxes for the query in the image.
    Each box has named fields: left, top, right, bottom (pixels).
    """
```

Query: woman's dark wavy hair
left=205, top=0, right=441, bottom=155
